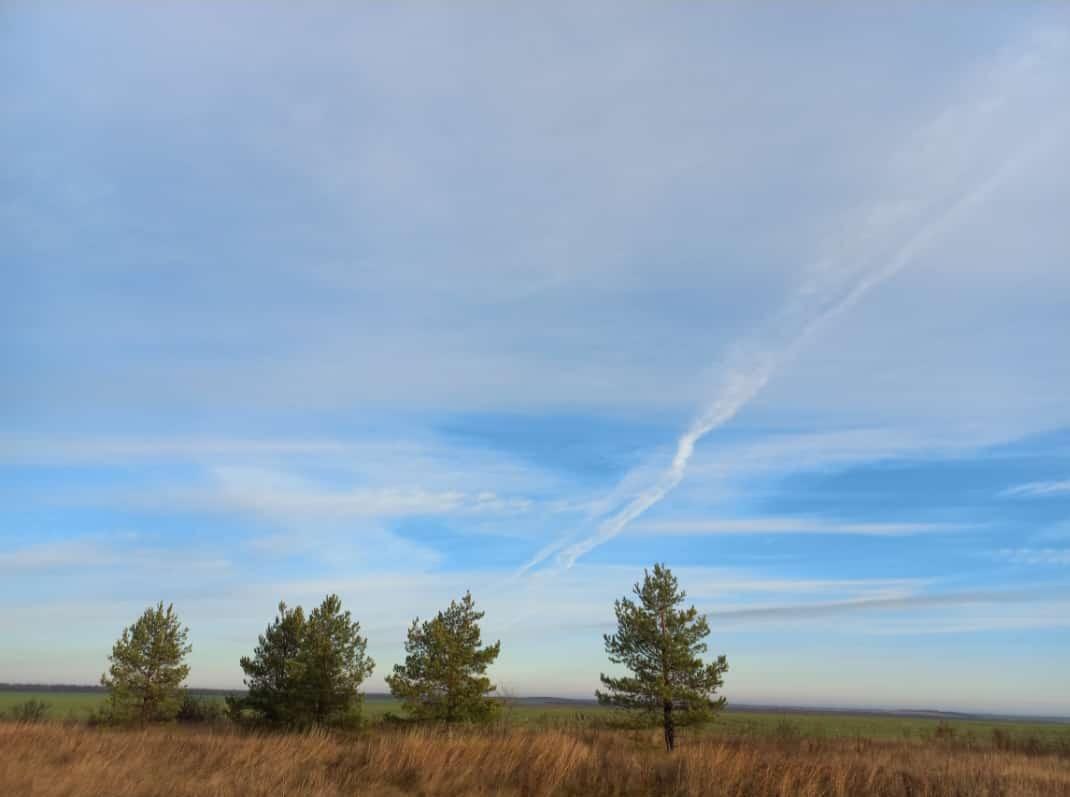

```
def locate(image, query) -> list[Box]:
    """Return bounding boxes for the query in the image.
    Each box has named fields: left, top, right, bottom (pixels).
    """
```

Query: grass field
left=3, top=690, right=1069, bottom=796
left=490, top=702, right=1070, bottom=746
left=3, top=721, right=1070, bottom=796
left=3, top=689, right=1068, bottom=748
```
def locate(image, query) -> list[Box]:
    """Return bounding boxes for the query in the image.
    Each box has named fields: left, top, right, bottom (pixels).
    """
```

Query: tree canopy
left=101, top=601, right=191, bottom=725
left=386, top=592, right=501, bottom=722
left=236, top=594, right=373, bottom=727
left=597, top=564, right=728, bottom=750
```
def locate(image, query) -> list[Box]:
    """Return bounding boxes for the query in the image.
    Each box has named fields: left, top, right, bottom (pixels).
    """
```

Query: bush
left=1021, top=734, right=1045, bottom=756
left=992, top=728, right=1013, bottom=750
left=176, top=693, right=227, bottom=724
left=933, top=721, right=957, bottom=741
left=773, top=719, right=802, bottom=747
left=86, top=704, right=119, bottom=727
left=5, top=699, right=50, bottom=723
left=224, top=695, right=251, bottom=724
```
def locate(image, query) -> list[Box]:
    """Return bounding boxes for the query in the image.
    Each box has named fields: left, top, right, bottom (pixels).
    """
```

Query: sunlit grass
left=2, top=721, right=1069, bottom=796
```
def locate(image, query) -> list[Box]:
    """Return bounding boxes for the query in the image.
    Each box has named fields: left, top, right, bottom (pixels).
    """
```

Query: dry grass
left=2, top=722, right=1069, bottom=797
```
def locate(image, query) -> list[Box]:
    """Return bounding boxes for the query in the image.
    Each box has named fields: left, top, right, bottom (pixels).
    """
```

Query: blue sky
left=2, top=3, right=1069, bottom=715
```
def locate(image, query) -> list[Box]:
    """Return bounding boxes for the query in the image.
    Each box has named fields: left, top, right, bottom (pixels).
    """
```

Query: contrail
left=556, top=365, right=774, bottom=567
left=553, top=143, right=1041, bottom=571
left=539, top=35, right=1068, bottom=572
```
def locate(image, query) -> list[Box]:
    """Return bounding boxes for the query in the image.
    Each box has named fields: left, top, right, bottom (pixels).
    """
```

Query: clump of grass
left=2, top=722, right=1069, bottom=796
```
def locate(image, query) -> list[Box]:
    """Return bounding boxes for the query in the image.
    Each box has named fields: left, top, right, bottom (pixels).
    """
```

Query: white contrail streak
left=544, top=36, right=1067, bottom=571
left=556, top=365, right=773, bottom=567
left=555, top=145, right=1040, bottom=570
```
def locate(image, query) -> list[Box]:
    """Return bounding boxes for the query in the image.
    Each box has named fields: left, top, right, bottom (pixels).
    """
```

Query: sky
left=2, top=3, right=1069, bottom=716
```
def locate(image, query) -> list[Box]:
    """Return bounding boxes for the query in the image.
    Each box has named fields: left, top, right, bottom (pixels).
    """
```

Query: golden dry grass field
left=2, top=721, right=1070, bottom=797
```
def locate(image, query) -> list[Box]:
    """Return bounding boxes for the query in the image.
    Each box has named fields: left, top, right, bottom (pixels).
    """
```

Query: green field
left=3, top=690, right=1067, bottom=747
left=0, top=690, right=236, bottom=721
left=487, top=702, right=1070, bottom=745
left=0, top=691, right=105, bottom=721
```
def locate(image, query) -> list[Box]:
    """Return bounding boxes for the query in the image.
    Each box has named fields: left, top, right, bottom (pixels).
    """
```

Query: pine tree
left=597, top=564, right=728, bottom=750
left=236, top=594, right=373, bottom=727
left=236, top=601, right=309, bottom=726
left=386, top=592, right=501, bottom=722
left=101, top=602, right=191, bottom=725
left=300, top=594, right=375, bottom=725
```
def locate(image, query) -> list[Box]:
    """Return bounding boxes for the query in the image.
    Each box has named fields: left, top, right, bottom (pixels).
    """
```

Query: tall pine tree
left=387, top=592, right=501, bottom=722
left=597, top=564, right=728, bottom=750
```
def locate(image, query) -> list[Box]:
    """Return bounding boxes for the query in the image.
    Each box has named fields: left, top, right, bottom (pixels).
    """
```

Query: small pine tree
left=236, top=601, right=307, bottom=725
left=237, top=594, right=373, bottom=727
left=597, top=564, right=728, bottom=750
left=386, top=592, right=501, bottom=722
left=301, top=594, right=375, bottom=725
left=101, top=602, right=191, bottom=725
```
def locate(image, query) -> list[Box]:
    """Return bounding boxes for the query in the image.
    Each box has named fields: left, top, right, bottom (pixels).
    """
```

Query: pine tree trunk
left=663, top=699, right=675, bottom=751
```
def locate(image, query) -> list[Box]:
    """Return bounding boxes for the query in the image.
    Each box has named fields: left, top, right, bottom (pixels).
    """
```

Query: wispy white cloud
left=0, top=436, right=347, bottom=466
left=685, top=427, right=948, bottom=483
left=713, top=601, right=1070, bottom=636
left=707, top=587, right=1062, bottom=623
left=12, top=436, right=560, bottom=531
left=36, top=478, right=537, bottom=537
left=666, top=426, right=967, bottom=508
left=0, top=434, right=564, bottom=491
left=0, top=540, right=119, bottom=570
left=680, top=575, right=928, bottom=599
left=0, top=537, right=229, bottom=573
left=1001, top=479, right=1070, bottom=498
left=249, top=525, right=444, bottom=571
left=212, top=465, right=533, bottom=520
left=204, top=465, right=533, bottom=565
left=859, top=614, right=1070, bottom=636
left=631, top=517, right=975, bottom=537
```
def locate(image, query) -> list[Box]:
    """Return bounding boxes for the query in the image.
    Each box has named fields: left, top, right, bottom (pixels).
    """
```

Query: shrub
left=773, top=719, right=802, bottom=747
left=992, top=728, right=1013, bottom=750
left=933, top=721, right=957, bottom=741
left=176, top=693, right=227, bottom=724
left=5, top=699, right=50, bottom=723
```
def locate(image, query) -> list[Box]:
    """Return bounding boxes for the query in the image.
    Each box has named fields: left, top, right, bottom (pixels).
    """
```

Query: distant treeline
left=0, top=684, right=244, bottom=697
